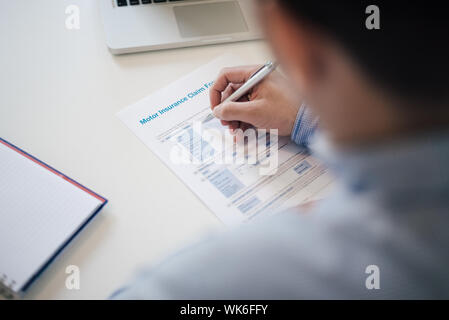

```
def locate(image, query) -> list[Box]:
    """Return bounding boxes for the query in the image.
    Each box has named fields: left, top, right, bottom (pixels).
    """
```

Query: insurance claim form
left=117, top=54, right=334, bottom=225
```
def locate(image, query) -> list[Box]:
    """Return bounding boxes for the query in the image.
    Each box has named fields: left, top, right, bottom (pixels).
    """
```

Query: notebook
left=0, top=138, right=107, bottom=299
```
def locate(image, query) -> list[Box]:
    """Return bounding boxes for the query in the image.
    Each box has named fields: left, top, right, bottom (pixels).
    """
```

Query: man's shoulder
left=114, top=199, right=449, bottom=299
left=114, top=208, right=381, bottom=299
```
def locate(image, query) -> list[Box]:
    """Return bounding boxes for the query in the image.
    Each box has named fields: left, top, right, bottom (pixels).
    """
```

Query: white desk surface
left=0, top=0, right=271, bottom=299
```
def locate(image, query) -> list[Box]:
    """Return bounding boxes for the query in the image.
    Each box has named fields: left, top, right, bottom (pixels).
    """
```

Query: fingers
left=209, top=65, right=262, bottom=109
left=212, top=100, right=262, bottom=124
left=228, top=121, right=241, bottom=131
left=220, top=83, right=248, bottom=127
left=239, top=122, right=253, bottom=132
left=221, top=83, right=244, bottom=101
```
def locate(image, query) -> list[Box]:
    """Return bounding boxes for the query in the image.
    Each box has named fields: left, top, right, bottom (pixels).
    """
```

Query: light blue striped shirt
left=291, top=104, right=319, bottom=146
left=112, top=107, right=449, bottom=299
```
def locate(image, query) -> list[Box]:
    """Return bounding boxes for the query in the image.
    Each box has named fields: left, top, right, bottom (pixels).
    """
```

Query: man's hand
left=209, top=65, right=302, bottom=136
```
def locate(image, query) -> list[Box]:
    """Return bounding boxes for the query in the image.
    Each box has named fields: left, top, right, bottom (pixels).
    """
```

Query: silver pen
left=222, top=60, right=279, bottom=103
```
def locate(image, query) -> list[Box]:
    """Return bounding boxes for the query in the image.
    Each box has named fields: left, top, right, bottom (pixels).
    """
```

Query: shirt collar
left=311, top=129, right=449, bottom=204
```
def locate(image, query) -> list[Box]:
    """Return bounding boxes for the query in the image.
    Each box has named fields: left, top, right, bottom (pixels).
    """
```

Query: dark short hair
left=276, top=0, right=449, bottom=102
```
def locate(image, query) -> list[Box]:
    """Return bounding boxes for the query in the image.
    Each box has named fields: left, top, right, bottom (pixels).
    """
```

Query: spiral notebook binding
left=0, top=273, right=19, bottom=300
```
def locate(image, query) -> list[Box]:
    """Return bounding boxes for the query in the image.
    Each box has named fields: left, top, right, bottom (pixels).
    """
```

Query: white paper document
left=117, top=55, right=334, bottom=225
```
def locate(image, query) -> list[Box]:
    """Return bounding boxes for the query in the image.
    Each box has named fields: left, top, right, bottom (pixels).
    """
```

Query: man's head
left=258, top=0, right=449, bottom=146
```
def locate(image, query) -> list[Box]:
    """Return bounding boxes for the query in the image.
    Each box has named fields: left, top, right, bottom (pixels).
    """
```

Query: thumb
left=213, top=100, right=260, bottom=124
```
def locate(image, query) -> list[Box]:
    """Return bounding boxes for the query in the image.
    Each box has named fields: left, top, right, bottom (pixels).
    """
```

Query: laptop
left=100, top=0, right=262, bottom=55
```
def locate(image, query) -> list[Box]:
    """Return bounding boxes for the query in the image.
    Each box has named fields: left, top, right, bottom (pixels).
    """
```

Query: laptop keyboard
left=117, top=0, right=185, bottom=6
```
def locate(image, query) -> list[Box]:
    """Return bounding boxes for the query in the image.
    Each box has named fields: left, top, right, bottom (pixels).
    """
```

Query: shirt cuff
left=290, top=104, right=319, bottom=147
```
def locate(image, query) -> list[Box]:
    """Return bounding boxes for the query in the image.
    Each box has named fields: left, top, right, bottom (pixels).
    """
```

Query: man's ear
left=258, top=2, right=329, bottom=93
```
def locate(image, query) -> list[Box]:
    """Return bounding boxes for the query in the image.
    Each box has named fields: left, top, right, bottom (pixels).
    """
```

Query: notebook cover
left=0, top=137, right=108, bottom=295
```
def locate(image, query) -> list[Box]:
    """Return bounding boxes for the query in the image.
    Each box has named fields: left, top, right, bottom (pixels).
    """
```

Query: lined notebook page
left=0, top=141, right=104, bottom=292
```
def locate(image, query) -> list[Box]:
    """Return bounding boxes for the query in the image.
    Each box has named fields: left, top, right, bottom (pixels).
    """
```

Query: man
left=113, top=1, right=449, bottom=298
